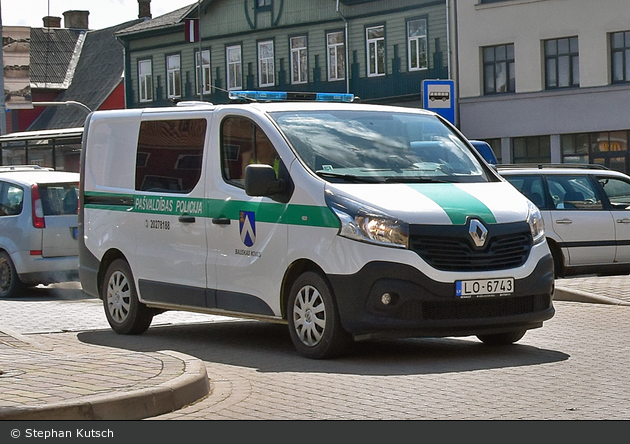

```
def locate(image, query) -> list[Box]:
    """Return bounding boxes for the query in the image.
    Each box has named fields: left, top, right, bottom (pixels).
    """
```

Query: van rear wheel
left=477, top=329, right=526, bottom=346
left=287, top=271, right=351, bottom=359
left=102, top=259, right=153, bottom=335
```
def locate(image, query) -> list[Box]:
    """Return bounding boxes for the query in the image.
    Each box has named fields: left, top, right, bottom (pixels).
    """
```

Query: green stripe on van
left=84, top=192, right=339, bottom=228
left=407, top=183, right=496, bottom=225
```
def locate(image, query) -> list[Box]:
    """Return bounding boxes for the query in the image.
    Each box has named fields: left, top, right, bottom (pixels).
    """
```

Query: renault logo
left=469, top=219, right=488, bottom=248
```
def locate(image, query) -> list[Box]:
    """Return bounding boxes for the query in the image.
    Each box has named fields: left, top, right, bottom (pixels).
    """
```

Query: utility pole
left=0, top=1, right=7, bottom=135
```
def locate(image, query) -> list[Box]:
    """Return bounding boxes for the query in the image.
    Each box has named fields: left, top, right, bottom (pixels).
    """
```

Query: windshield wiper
left=315, top=171, right=383, bottom=183
left=384, top=176, right=451, bottom=183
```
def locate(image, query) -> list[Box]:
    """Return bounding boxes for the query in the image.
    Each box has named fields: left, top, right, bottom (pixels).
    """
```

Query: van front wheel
left=287, top=271, right=351, bottom=359
left=102, top=259, right=153, bottom=335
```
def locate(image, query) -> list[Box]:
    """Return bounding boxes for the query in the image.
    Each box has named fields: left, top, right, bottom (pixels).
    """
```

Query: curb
left=0, top=350, right=210, bottom=421
left=554, top=286, right=630, bottom=306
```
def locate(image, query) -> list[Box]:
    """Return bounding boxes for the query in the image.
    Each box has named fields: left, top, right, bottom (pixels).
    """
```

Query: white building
left=453, top=0, right=630, bottom=172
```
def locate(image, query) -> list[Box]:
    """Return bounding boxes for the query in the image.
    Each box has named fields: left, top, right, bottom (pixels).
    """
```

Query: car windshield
left=269, top=109, right=489, bottom=183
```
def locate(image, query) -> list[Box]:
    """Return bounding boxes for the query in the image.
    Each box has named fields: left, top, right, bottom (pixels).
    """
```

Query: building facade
left=455, top=0, right=630, bottom=173
left=116, top=0, right=450, bottom=109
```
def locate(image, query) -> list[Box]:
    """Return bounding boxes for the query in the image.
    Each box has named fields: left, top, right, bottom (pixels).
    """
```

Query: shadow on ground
left=78, top=319, right=569, bottom=377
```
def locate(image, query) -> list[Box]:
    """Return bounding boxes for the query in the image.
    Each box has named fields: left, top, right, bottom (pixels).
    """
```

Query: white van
left=79, top=92, right=554, bottom=358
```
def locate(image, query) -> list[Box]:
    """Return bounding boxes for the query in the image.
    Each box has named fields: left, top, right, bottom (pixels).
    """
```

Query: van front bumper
left=327, top=254, right=555, bottom=340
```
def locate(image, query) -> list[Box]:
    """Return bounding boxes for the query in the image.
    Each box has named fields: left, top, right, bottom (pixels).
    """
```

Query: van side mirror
left=244, top=164, right=286, bottom=197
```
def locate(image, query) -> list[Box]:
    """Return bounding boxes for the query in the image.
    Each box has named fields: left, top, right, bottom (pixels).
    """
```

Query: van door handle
left=179, top=215, right=196, bottom=223
left=212, top=217, right=231, bottom=225
left=555, top=218, right=572, bottom=224
left=616, top=218, right=630, bottom=224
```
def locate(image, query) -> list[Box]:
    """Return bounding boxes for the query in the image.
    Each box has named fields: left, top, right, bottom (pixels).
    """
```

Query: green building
left=116, top=0, right=449, bottom=108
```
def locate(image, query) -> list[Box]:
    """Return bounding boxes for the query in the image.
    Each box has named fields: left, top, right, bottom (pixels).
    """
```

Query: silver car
left=498, top=164, right=630, bottom=277
left=0, top=166, right=80, bottom=297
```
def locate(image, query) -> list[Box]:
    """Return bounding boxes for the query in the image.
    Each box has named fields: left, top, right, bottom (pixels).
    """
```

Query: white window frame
left=195, top=50, right=211, bottom=95
left=166, top=54, right=181, bottom=98
left=366, top=25, right=385, bottom=77
left=227, top=45, right=242, bottom=90
left=258, top=40, right=275, bottom=87
left=327, top=31, right=345, bottom=81
left=138, top=59, right=153, bottom=102
left=290, top=36, right=308, bottom=84
left=407, top=19, right=427, bottom=71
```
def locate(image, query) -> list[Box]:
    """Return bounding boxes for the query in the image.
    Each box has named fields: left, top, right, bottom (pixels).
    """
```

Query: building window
left=483, top=44, right=514, bottom=94
left=195, top=50, right=211, bottom=95
left=366, top=25, right=385, bottom=77
left=512, top=136, right=550, bottom=164
left=257, top=0, right=271, bottom=8
left=611, top=31, right=630, bottom=83
left=561, top=133, right=591, bottom=164
left=227, top=45, right=242, bottom=90
left=407, top=18, right=427, bottom=71
left=290, top=36, right=308, bottom=84
left=166, top=54, right=181, bottom=99
left=327, top=31, right=345, bottom=81
left=138, top=59, right=153, bottom=102
left=545, top=37, right=579, bottom=89
left=258, top=40, right=275, bottom=87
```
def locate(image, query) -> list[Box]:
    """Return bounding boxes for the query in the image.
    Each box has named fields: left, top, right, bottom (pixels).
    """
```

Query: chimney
left=43, top=16, right=62, bottom=28
left=63, top=10, right=89, bottom=30
left=139, top=0, right=152, bottom=19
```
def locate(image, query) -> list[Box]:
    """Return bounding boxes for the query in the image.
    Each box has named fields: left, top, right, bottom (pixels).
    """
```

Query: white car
left=498, top=164, right=630, bottom=277
left=0, top=165, right=80, bottom=297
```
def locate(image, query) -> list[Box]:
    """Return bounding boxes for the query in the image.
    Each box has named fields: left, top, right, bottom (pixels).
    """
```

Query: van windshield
left=269, top=110, right=490, bottom=183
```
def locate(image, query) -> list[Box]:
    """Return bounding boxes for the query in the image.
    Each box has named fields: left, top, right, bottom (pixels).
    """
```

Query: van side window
left=135, top=119, right=206, bottom=193
left=221, top=116, right=280, bottom=187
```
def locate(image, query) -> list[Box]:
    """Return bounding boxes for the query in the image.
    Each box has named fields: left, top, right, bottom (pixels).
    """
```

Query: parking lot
left=1, top=280, right=629, bottom=420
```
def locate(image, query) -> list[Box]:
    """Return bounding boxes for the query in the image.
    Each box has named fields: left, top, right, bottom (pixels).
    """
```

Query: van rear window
left=135, top=119, right=207, bottom=193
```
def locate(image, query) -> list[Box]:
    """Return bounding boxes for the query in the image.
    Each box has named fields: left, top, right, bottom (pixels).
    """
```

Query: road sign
left=422, top=79, right=455, bottom=124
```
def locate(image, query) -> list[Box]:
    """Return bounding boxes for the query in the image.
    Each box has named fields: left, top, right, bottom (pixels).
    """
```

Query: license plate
left=456, top=278, right=514, bottom=298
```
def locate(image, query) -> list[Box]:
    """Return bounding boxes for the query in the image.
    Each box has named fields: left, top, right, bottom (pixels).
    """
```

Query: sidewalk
left=0, top=326, right=209, bottom=420
left=1, top=274, right=629, bottom=421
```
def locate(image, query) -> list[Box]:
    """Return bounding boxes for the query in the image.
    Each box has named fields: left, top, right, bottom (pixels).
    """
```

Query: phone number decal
left=145, top=219, right=170, bottom=230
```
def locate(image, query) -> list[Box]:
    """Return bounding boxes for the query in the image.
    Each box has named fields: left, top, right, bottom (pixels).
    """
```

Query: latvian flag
left=185, top=19, right=200, bottom=43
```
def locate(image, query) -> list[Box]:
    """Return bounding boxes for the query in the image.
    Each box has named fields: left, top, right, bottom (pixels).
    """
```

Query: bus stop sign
left=422, top=79, right=455, bottom=124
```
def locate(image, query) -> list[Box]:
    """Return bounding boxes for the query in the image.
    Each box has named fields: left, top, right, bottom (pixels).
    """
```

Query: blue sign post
left=422, top=79, right=455, bottom=125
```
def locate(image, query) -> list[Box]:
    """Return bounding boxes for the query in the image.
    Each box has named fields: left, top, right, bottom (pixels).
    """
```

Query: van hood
left=326, top=182, right=528, bottom=225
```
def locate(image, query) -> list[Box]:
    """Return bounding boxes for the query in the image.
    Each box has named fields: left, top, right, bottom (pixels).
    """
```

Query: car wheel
left=287, top=271, right=352, bottom=359
left=477, top=329, right=526, bottom=346
left=0, top=251, right=25, bottom=298
left=102, top=259, right=153, bottom=335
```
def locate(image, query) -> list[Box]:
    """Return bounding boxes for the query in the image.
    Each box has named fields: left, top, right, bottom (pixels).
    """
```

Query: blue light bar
left=228, top=91, right=355, bottom=103
left=314, top=93, right=355, bottom=103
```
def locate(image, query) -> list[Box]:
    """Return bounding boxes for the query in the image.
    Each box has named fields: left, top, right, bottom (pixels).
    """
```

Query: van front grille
left=409, top=222, right=532, bottom=272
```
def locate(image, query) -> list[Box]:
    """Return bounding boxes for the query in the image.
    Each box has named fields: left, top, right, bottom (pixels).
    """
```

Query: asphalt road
left=1, top=282, right=629, bottom=420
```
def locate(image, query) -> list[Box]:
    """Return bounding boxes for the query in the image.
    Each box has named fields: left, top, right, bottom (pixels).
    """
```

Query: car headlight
left=326, top=191, right=409, bottom=248
left=527, top=200, right=545, bottom=245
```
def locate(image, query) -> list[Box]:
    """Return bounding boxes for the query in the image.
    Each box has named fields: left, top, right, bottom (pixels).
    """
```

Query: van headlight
left=527, top=200, right=545, bottom=245
left=326, top=191, right=409, bottom=248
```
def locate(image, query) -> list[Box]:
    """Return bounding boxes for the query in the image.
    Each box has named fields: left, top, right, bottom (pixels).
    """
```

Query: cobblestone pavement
left=0, top=276, right=629, bottom=420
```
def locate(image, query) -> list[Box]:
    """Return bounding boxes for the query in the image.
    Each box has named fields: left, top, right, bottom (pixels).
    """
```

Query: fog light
left=381, top=293, right=392, bottom=305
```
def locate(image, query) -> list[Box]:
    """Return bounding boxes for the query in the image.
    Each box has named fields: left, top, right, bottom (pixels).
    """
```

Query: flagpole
left=198, top=0, right=202, bottom=101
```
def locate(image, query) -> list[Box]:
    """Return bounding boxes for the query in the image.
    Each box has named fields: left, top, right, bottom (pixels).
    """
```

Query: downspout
left=336, top=0, right=350, bottom=94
